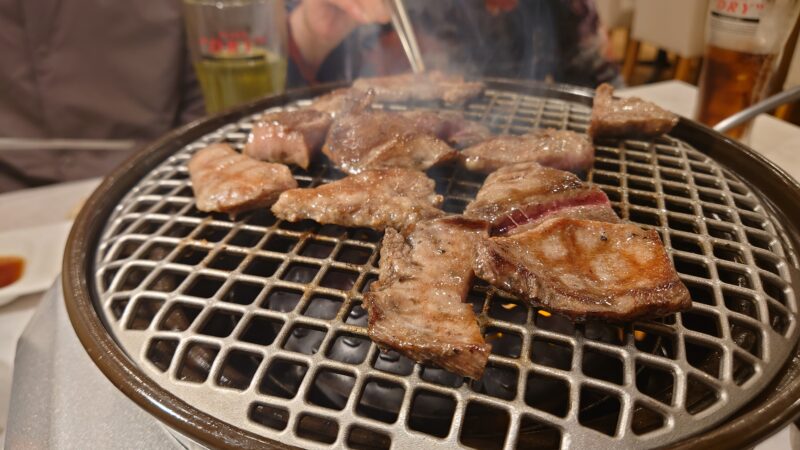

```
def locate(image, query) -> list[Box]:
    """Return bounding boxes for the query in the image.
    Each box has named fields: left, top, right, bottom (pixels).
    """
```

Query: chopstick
left=385, top=0, right=426, bottom=73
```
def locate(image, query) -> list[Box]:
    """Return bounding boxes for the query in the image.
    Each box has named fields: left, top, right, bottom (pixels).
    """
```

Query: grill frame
left=64, top=79, right=800, bottom=449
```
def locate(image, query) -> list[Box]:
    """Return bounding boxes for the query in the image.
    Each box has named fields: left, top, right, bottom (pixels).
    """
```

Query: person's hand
left=290, top=0, right=390, bottom=75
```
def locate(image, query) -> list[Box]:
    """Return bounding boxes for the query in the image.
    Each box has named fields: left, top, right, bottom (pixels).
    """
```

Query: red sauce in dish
left=0, top=256, right=25, bottom=288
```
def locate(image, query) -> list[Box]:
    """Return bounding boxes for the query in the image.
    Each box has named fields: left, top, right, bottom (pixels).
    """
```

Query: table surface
left=0, top=80, right=797, bottom=449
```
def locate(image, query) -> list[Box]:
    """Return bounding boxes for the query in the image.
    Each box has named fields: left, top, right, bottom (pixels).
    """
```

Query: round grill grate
left=92, top=87, right=799, bottom=449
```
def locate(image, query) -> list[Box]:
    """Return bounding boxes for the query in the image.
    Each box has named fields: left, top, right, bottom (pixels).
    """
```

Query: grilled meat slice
left=243, top=109, right=332, bottom=169
left=353, top=71, right=484, bottom=104
left=323, top=110, right=487, bottom=174
left=589, top=83, right=678, bottom=138
left=411, top=110, right=491, bottom=148
left=189, top=143, right=297, bottom=214
left=271, top=168, right=444, bottom=231
left=474, top=217, right=692, bottom=321
left=461, top=128, right=594, bottom=173
left=364, top=217, right=491, bottom=379
left=464, top=162, right=617, bottom=235
left=243, top=89, right=374, bottom=169
left=309, top=87, right=375, bottom=118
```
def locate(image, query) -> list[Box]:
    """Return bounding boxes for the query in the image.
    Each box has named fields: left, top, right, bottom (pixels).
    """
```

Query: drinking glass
left=183, top=0, right=288, bottom=114
left=696, top=0, right=800, bottom=139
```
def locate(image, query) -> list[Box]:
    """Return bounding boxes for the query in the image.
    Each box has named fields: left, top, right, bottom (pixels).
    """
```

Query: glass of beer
left=696, top=0, right=800, bottom=139
left=183, top=0, right=288, bottom=114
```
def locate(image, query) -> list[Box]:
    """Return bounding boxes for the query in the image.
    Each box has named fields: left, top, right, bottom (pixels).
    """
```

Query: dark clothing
left=0, top=0, right=617, bottom=192
left=0, top=0, right=204, bottom=191
left=287, top=0, right=621, bottom=88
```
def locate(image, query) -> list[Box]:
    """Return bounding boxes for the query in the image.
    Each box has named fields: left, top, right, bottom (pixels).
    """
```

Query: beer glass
left=696, top=0, right=800, bottom=139
left=183, top=0, right=288, bottom=114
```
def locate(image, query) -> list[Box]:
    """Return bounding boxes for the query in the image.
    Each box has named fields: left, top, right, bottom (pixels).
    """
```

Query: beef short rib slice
left=352, top=71, right=485, bottom=105
left=464, top=161, right=618, bottom=235
left=188, top=143, right=297, bottom=215
left=461, top=128, right=594, bottom=173
left=271, top=168, right=443, bottom=231
left=243, top=88, right=374, bottom=169
left=364, top=217, right=491, bottom=379
left=404, top=110, right=491, bottom=148
left=309, top=87, right=374, bottom=118
left=243, top=109, right=332, bottom=169
left=589, top=83, right=679, bottom=139
left=322, top=110, right=462, bottom=174
left=474, top=217, right=692, bottom=321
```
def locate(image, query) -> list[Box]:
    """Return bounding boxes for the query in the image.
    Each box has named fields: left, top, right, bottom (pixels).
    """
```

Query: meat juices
left=464, top=162, right=618, bottom=235
left=352, top=71, right=485, bottom=104
left=474, top=217, right=692, bottom=321
left=243, top=109, right=332, bottom=169
left=271, top=169, right=444, bottom=231
left=323, top=110, right=487, bottom=174
left=461, top=128, right=595, bottom=173
left=188, top=143, right=297, bottom=214
left=589, top=83, right=679, bottom=139
left=244, top=88, right=374, bottom=169
left=364, top=217, right=491, bottom=379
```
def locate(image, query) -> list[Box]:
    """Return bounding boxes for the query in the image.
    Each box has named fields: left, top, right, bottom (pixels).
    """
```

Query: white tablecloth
left=0, top=178, right=100, bottom=446
left=1, top=81, right=798, bottom=448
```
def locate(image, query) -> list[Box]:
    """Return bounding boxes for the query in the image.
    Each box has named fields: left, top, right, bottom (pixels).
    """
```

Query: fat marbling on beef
left=474, top=217, right=692, bottom=321
left=188, top=143, right=297, bottom=215
left=271, top=168, right=443, bottom=231
left=464, top=161, right=618, bottom=235
left=352, top=71, right=484, bottom=104
left=364, top=216, right=491, bottom=379
left=323, top=110, right=488, bottom=174
left=461, top=128, right=594, bottom=173
left=589, top=83, right=678, bottom=138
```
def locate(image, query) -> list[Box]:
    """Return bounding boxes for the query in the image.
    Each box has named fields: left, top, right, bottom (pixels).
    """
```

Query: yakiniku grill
left=64, top=79, right=800, bottom=449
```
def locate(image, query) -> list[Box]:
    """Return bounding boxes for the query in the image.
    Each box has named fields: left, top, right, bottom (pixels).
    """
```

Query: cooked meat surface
left=464, top=162, right=618, bottom=235
left=271, top=168, right=444, bottom=231
left=364, top=217, right=491, bottom=379
left=189, top=143, right=297, bottom=214
left=589, top=83, right=678, bottom=138
left=461, top=128, right=594, bottom=173
left=309, top=87, right=374, bottom=118
left=323, top=110, right=485, bottom=174
left=243, top=88, right=374, bottom=169
left=474, top=217, right=692, bottom=321
left=352, top=71, right=484, bottom=104
left=410, top=110, right=491, bottom=148
left=243, top=109, right=332, bottom=169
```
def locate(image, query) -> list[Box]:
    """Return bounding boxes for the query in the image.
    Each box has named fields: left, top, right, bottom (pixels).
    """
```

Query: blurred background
left=3, top=1, right=800, bottom=448
left=2, top=0, right=800, bottom=192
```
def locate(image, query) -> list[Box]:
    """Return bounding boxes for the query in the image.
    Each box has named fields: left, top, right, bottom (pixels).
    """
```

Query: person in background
left=0, top=0, right=618, bottom=192
left=0, top=1, right=204, bottom=192
left=287, top=0, right=622, bottom=88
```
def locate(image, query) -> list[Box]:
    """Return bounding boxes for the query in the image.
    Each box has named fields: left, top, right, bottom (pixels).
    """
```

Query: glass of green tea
left=183, top=0, right=288, bottom=114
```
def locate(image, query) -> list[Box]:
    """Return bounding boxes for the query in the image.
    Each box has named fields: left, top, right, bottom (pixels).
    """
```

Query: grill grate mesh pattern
left=94, top=88, right=799, bottom=449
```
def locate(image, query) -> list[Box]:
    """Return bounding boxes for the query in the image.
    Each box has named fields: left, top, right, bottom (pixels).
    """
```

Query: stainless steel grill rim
left=64, top=80, right=800, bottom=450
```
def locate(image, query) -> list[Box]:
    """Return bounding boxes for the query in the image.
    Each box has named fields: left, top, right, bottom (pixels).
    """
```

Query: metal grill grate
left=94, top=88, right=798, bottom=449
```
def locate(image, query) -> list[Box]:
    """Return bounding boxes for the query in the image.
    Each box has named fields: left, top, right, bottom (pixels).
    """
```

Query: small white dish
left=0, top=221, right=72, bottom=307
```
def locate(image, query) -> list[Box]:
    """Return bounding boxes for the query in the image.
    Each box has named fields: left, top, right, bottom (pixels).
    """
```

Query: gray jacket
left=0, top=0, right=205, bottom=191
